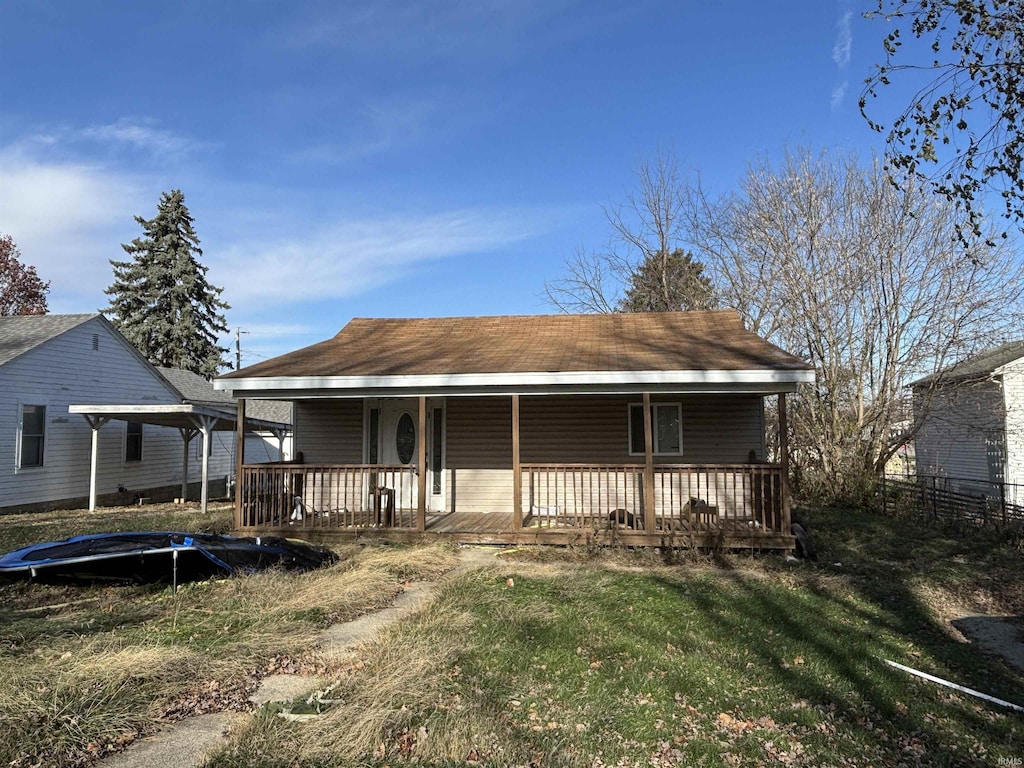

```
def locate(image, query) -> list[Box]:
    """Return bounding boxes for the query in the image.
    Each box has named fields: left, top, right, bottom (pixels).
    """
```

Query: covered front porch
left=232, top=392, right=795, bottom=549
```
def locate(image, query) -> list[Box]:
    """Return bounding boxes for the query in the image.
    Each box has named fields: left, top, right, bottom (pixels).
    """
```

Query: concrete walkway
left=98, top=545, right=501, bottom=768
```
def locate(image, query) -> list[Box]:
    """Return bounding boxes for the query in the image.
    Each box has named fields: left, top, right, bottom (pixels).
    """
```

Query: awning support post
left=178, top=428, right=197, bottom=502
left=190, top=415, right=218, bottom=514
left=82, top=415, right=111, bottom=511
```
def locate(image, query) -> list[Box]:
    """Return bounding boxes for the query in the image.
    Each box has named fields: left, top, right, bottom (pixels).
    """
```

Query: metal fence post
left=931, top=476, right=938, bottom=521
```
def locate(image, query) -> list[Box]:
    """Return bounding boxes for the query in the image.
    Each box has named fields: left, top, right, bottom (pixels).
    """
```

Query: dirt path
left=951, top=614, right=1024, bottom=673
left=100, top=545, right=502, bottom=768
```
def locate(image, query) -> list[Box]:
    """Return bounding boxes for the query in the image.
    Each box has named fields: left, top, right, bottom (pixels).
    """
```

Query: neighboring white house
left=911, top=341, right=1024, bottom=498
left=0, top=314, right=291, bottom=514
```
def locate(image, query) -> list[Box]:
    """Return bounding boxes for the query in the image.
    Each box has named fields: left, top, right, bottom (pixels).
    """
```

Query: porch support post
left=417, top=397, right=427, bottom=532
left=83, top=415, right=110, bottom=511
left=189, top=415, right=217, bottom=514
left=235, top=398, right=246, bottom=527
left=178, top=428, right=197, bottom=501
left=642, top=392, right=656, bottom=533
left=512, top=394, right=522, bottom=532
left=779, top=392, right=792, bottom=536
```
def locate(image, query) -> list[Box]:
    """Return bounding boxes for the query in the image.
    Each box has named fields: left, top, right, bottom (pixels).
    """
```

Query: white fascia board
left=215, top=369, right=816, bottom=395
left=70, top=404, right=212, bottom=416
left=69, top=403, right=288, bottom=431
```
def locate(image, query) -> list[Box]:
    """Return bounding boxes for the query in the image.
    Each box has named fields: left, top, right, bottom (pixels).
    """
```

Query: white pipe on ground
left=883, top=658, right=1024, bottom=712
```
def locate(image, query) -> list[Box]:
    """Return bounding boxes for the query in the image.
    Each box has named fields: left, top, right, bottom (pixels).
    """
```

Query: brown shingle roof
left=222, top=311, right=811, bottom=379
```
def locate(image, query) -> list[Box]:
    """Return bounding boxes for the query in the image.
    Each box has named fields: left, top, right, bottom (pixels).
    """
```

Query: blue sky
left=0, top=1, right=904, bottom=366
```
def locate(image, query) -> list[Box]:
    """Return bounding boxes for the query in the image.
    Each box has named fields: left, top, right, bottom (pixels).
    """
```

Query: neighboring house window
left=125, top=422, right=143, bottom=462
left=628, top=403, right=683, bottom=456
left=19, top=404, right=46, bottom=468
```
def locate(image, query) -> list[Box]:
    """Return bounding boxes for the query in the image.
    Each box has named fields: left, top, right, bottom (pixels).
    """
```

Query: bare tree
left=545, top=154, right=715, bottom=313
left=0, top=234, right=49, bottom=316
left=682, top=148, right=1024, bottom=499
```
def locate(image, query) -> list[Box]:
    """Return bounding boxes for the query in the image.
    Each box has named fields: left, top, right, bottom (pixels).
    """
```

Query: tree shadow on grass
left=644, top=505, right=1024, bottom=765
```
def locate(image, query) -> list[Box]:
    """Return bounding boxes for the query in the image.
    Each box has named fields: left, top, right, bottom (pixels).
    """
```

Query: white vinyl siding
left=0, top=318, right=235, bottom=511
left=914, top=381, right=1005, bottom=484
left=1000, top=361, right=1024, bottom=488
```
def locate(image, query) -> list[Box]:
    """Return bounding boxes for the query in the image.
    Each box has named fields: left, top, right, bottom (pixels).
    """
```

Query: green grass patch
left=3, top=501, right=1022, bottom=767
left=209, top=505, right=1023, bottom=767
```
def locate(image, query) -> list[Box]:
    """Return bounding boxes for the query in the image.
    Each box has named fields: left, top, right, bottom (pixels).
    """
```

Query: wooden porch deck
left=235, top=462, right=795, bottom=550
left=235, top=507, right=794, bottom=550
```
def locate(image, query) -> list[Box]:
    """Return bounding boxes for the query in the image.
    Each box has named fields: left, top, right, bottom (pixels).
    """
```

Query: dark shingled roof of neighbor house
left=911, top=340, right=1024, bottom=387
left=156, top=367, right=292, bottom=424
left=0, top=314, right=96, bottom=367
left=222, top=310, right=813, bottom=379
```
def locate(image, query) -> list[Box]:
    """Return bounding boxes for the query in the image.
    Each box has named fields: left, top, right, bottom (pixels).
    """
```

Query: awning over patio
left=67, top=402, right=290, bottom=513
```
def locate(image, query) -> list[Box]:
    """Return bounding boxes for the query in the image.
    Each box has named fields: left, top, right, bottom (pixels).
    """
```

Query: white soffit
left=215, top=369, right=815, bottom=395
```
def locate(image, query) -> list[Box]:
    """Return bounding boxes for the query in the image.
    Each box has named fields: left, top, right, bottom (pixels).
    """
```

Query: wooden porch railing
left=522, top=463, right=784, bottom=533
left=238, top=462, right=785, bottom=539
left=238, top=463, right=417, bottom=530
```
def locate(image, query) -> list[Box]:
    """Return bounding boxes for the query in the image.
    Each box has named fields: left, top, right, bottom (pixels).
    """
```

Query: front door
left=374, top=399, right=445, bottom=514
left=380, top=400, right=419, bottom=512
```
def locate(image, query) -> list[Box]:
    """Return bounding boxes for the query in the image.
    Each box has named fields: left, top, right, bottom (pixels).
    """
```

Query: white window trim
left=16, top=401, right=47, bottom=471
left=124, top=421, right=144, bottom=463
left=628, top=402, right=684, bottom=457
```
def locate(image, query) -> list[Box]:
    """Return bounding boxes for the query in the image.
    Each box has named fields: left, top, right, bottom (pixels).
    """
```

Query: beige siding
left=445, top=397, right=512, bottom=468
left=294, top=400, right=364, bottom=463
left=520, top=395, right=765, bottom=464
left=914, top=381, right=1005, bottom=484
left=445, top=394, right=765, bottom=514
left=445, top=397, right=512, bottom=513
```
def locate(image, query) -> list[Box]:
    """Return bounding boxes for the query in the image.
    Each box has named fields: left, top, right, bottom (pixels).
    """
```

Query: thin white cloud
left=0, top=146, right=144, bottom=312
left=281, top=0, right=577, bottom=57
left=7, top=118, right=202, bottom=162
left=832, top=10, right=852, bottom=69
left=289, top=96, right=439, bottom=165
left=217, top=210, right=541, bottom=312
left=831, top=81, right=849, bottom=111
left=80, top=118, right=202, bottom=157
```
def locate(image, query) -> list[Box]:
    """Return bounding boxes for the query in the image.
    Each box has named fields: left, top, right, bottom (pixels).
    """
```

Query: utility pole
left=235, top=328, right=243, bottom=370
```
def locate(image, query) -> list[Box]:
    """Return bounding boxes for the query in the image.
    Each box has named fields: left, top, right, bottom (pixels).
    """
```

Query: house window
left=628, top=403, right=683, bottom=456
left=125, top=422, right=143, bottom=462
left=19, top=404, right=46, bottom=468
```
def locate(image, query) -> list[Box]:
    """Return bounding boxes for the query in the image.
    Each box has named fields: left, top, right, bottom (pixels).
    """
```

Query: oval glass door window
left=395, top=412, right=416, bottom=464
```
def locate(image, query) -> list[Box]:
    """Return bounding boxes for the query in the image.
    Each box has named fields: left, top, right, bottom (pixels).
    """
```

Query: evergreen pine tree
left=618, top=249, right=716, bottom=313
left=104, top=190, right=229, bottom=377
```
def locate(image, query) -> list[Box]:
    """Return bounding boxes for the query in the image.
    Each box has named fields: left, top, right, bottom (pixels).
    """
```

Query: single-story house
left=215, top=310, right=814, bottom=548
left=0, top=314, right=291, bottom=514
left=911, top=341, right=1024, bottom=500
